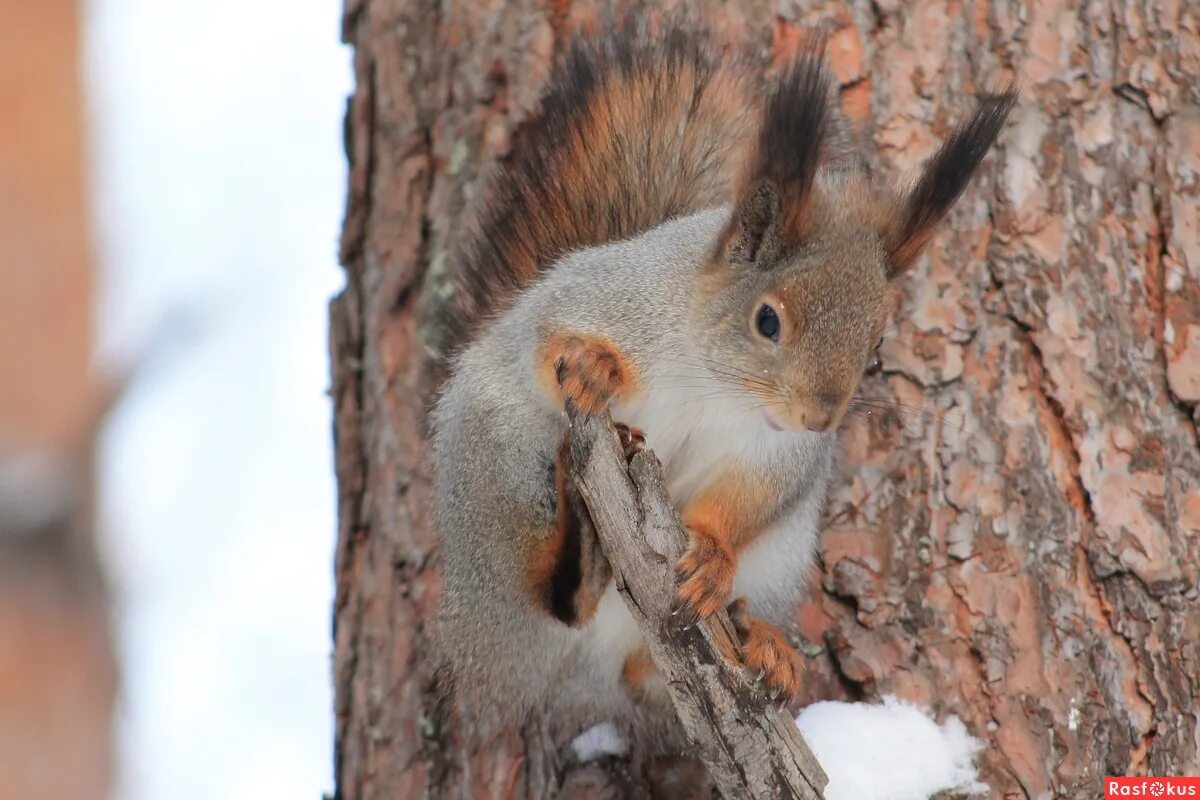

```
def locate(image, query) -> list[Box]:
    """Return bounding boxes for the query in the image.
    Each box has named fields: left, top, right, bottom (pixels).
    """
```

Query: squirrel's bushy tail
left=442, top=24, right=758, bottom=356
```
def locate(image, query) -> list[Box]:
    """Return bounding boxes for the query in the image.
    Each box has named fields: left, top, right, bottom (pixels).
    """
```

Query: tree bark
left=331, top=2, right=1200, bottom=798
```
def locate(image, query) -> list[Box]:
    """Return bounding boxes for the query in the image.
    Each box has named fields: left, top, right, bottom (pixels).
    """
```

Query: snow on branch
left=566, top=410, right=829, bottom=800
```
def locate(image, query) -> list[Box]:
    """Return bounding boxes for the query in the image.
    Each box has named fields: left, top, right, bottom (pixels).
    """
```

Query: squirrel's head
left=692, top=57, right=1015, bottom=433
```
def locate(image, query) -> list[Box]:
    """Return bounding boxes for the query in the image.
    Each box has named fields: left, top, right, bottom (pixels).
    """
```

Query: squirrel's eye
left=755, top=304, right=780, bottom=342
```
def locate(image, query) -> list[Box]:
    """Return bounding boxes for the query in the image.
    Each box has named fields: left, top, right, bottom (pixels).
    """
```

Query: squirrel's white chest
left=611, top=380, right=777, bottom=506
left=589, top=379, right=823, bottom=672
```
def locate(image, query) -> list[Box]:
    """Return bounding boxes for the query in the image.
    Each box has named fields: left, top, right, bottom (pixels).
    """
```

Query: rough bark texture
left=567, top=411, right=827, bottom=800
left=331, top=2, right=1200, bottom=798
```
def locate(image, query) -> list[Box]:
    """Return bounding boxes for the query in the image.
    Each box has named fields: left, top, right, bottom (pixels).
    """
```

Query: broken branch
left=566, top=410, right=828, bottom=800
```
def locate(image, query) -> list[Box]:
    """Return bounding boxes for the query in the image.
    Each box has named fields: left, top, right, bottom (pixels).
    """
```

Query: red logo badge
left=1106, top=777, right=1200, bottom=798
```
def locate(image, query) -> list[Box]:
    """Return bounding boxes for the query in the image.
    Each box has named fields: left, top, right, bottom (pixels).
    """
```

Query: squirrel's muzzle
left=771, top=392, right=846, bottom=433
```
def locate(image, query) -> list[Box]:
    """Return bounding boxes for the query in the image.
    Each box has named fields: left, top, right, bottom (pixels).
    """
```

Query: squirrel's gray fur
left=430, top=22, right=1015, bottom=743
left=433, top=208, right=836, bottom=736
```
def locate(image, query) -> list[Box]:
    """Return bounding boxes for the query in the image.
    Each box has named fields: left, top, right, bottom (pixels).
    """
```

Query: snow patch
left=796, top=695, right=986, bottom=800
left=571, top=722, right=628, bottom=762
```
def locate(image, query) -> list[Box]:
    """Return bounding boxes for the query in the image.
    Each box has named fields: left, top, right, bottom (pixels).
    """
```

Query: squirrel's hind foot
left=727, top=598, right=804, bottom=703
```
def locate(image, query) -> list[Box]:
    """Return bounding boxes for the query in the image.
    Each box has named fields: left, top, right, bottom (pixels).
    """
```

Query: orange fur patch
left=536, top=332, right=641, bottom=413
left=445, top=30, right=759, bottom=357
left=681, top=468, right=779, bottom=553
left=674, top=532, right=736, bottom=621
left=524, top=431, right=612, bottom=625
left=728, top=598, right=804, bottom=700
left=840, top=78, right=871, bottom=125
left=673, top=469, right=780, bottom=622
left=890, top=226, right=939, bottom=273
left=620, top=649, right=658, bottom=697
left=524, top=437, right=573, bottom=610
left=771, top=19, right=808, bottom=64
left=525, top=532, right=566, bottom=613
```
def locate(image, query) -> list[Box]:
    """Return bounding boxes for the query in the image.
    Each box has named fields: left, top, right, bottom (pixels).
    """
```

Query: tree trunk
left=0, top=2, right=116, bottom=798
left=331, top=1, right=1200, bottom=798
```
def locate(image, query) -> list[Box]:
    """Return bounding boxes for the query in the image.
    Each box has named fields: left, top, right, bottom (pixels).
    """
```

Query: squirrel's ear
left=886, top=89, right=1018, bottom=274
left=722, top=55, right=831, bottom=269
left=725, top=180, right=783, bottom=266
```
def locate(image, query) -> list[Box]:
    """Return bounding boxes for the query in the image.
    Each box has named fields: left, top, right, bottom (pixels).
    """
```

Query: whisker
left=840, top=406, right=924, bottom=437
left=720, top=404, right=771, bottom=427
left=651, top=381, right=749, bottom=391
left=652, top=356, right=971, bottom=434
left=852, top=396, right=958, bottom=421
left=677, top=391, right=771, bottom=407
left=670, top=354, right=777, bottom=390
left=846, top=399, right=963, bottom=433
left=654, top=373, right=772, bottom=392
left=673, top=353, right=763, bottom=377
left=652, top=375, right=757, bottom=388
left=647, top=379, right=766, bottom=398
left=852, top=397, right=938, bottom=415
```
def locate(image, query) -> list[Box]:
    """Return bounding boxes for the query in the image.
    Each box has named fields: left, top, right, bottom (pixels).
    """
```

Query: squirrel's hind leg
left=527, top=429, right=611, bottom=627
left=526, top=418, right=644, bottom=627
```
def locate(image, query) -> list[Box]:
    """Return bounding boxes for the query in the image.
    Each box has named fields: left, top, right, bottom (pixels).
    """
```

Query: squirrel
left=431, top=24, right=1015, bottom=739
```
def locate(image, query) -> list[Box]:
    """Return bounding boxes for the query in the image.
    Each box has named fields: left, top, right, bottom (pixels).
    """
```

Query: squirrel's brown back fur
left=444, top=25, right=759, bottom=356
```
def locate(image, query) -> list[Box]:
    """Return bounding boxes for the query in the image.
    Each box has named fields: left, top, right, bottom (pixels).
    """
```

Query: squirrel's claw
left=672, top=533, right=735, bottom=627
left=668, top=595, right=702, bottom=630
left=726, top=597, right=804, bottom=703
left=613, top=422, right=646, bottom=462
left=552, top=337, right=628, bottom=416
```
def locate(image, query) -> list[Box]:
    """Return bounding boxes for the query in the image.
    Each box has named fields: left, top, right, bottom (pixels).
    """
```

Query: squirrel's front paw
left=554, top=337, right=628, bottom=415
left=671, top=533, right=735, bottom=627
left=727, top=598, right=804, bottom=702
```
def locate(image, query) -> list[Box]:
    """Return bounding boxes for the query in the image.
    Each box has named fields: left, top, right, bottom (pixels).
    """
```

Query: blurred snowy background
left=86, top=0, right=349, bottom=797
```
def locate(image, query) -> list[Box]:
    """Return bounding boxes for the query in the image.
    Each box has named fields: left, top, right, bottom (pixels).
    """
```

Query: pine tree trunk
left=331, top=1, right=1200, bottom=797
left=0, top=3, right=115, bottom=798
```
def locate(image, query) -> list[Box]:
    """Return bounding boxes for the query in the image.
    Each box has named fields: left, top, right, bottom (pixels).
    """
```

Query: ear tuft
left=888, top=88, right=1018, bottom=273
left=721, top=53, right=832, bottom=268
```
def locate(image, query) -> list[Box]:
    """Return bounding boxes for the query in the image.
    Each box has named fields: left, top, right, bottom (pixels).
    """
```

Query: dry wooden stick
left=566, top=410, right=828, bottom=800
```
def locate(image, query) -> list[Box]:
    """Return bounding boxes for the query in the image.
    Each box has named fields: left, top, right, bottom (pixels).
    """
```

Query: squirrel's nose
left=803, top=394, right=842, bottom=432
left=804, top=409, right=833, bottom=432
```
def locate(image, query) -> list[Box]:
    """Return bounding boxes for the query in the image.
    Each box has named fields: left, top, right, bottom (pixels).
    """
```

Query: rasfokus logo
left=1106, top=777, right=1200, bottom=797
